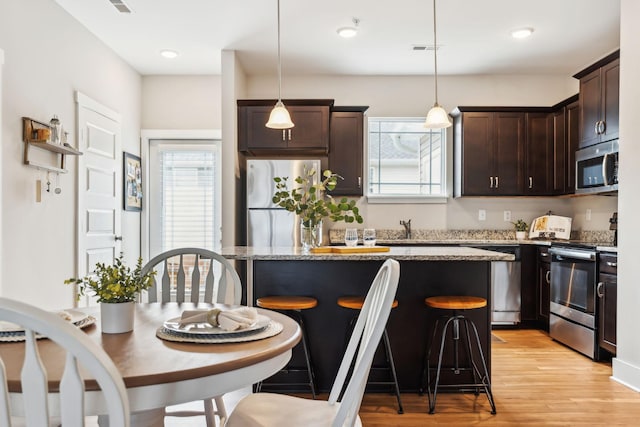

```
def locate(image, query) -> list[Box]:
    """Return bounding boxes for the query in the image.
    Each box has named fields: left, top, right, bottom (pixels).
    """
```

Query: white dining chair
left=225, top=258, right=400, bottom=427
left=141, top=247, right=243, bottom=427
left=0, top=297, right=130, bottom=427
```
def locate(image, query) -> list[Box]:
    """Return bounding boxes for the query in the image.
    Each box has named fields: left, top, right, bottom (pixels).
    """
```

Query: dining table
left=0, top=302, right=301, bottom=426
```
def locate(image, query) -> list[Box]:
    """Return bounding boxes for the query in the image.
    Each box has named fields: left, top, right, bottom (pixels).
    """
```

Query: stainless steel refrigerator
left=246, top=159, right=321, bottom=247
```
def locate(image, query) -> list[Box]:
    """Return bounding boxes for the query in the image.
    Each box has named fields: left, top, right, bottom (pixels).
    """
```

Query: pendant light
left=266, top=0, right=294, bottom=129
left=424, top=0, right=452, bottom=129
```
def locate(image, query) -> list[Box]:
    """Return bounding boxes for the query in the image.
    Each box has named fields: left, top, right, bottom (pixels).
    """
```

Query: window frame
left=366, top=117, right=449, bottom=204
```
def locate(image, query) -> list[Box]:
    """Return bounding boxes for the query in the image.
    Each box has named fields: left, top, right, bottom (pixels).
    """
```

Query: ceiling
left=54, top=0, right=620, bottom=77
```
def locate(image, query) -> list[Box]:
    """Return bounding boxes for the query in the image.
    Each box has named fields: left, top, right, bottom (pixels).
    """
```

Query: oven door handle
left=597, top=282, right=605, bottom=298
left=549, top=247, right=596, bottom=261
left=602, top=153, right=611, bottom=186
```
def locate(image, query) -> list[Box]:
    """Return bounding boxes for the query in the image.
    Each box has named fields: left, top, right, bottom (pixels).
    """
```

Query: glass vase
left=300, top=220, right=323, bottom=252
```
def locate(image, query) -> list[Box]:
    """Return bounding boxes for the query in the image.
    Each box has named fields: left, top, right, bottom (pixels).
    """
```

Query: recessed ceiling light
left=510, top=27, right=534, bottom=39
left=337, top=18, right=360, bottom=38
left=160, top=49, right=179, bottom=59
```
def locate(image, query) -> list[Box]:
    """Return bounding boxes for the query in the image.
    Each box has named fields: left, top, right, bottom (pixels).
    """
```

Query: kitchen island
left=221, top=246, right=513, bottom=393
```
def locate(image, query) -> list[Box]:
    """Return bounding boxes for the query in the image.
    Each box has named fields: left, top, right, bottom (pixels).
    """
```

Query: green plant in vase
left=272, top=167, right=363, bottom=250
left=512, top=219, right=529, bottom=240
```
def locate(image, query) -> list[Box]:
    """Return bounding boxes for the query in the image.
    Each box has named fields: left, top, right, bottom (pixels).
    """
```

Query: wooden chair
left=0, top=297, right=130, bottom=426
left=226, top=258, right=400, bottom=427
left=141, top=247, right=243, bottom=427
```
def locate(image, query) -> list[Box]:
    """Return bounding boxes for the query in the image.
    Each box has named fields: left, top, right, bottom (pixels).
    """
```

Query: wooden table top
left=0, top=303, right=301, bottom=392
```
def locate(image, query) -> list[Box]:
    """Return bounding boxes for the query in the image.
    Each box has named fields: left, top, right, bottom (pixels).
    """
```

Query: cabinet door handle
left=358, top=176, right=362, bottom=188
left=597, top=282, right=605, bottom=298
left=529, top=176, right=533, bottom=189
left=288, top=129, right=292, bottom=141
left=606, top=261, right=617, bottom=267
left=490, top=176, right=494, bottom=188
left=282, top=130, right=286, bottom=141
left=114, top=235, right=123, bottom=241
left=495, top=176, right=499, bottom=188
left=594, top=121, right=600, bottom=135
left=540, top=252, right=549, bottom=258
left=545, top=270, right=551, bottom=284
left=599, top=121, right=606, bottom=135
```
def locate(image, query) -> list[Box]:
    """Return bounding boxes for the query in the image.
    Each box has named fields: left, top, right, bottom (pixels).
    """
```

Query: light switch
left=504, top=210, right=512, bottom=222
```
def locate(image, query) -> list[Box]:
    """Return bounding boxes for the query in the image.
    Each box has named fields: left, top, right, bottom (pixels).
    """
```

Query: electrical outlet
left=478, top=209, right=486, bottom=221
left=504, top=210, right=512, bottom=222
left=586, top=209, right=592, bottom=221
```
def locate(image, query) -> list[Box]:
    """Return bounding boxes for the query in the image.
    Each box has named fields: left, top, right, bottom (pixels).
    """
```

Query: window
left=368, top=118, right=446, bottom=201
left=148, top=140, right=221, bottom=256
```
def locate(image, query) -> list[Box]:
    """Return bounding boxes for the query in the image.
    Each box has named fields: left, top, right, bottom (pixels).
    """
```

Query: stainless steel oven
left=548, top=246, right=598, bottom=359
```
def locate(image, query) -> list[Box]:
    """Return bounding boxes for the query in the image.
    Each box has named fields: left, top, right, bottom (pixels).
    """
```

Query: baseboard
left=612, top=357, right=640, bottom=392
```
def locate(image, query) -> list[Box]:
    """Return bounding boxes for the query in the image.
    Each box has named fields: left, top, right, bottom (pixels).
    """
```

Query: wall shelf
left=22, top=117, right=82, bottom=173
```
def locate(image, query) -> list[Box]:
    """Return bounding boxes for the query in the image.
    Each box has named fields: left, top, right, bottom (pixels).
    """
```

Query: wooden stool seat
left=338, top=296, right=398, bottom=310
left=257, top=296, right=318, bottom=311
left=425, top=296, right=487, bottom=310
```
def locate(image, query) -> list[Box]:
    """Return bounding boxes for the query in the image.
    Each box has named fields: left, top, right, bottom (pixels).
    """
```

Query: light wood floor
left=130, top=329, right=640, bottom=426
left=358, top=329, right=640, bottom=426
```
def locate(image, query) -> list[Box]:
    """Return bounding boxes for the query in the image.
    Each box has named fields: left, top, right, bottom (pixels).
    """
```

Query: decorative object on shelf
left=424, top=0, right=452, bottom=129
left=123, top=152, right=142, bottom=211
left=49, top=115, right=62, bottom=145
left=272, top=167, right=364, bottom=251
left=512, top=219, right=528, bottom=240
left=65, top=256, right=156, bottom=334
left=265, top=0, right=294, bottom=129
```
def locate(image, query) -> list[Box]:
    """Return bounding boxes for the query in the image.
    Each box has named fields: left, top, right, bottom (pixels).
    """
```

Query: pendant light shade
left=424, top=0, right=452, bottom=129
left=266, top=0, right=294, bottom=129
left=266, top=100, right=294, bottom=129
left=425, top=103, right=451, bottom=129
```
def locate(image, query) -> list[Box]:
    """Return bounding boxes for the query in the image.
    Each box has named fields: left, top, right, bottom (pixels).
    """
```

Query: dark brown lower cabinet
left=598, top=253, right=617, bottom=355
left=537, top=247, right=551, bottom=331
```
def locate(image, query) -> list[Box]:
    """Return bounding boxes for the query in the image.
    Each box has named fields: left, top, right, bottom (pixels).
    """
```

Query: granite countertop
left=220, top=246, right=515, bottom=261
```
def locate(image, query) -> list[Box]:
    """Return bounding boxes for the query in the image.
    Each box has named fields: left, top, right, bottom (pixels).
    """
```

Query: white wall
left=246, top=73, right=616, bottom=231
left=141, top=75, right=221, bottom=129
left=0, top=0, right=141, bottom=309
left=612, top=0, right=640, bottom=391
left=0, top=48, right=4, bottom=296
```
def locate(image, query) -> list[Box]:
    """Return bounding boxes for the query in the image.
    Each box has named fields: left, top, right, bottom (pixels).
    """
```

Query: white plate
left=163, top=314, right=271, bottom=336
left=0, top=309, right=89, bottom=333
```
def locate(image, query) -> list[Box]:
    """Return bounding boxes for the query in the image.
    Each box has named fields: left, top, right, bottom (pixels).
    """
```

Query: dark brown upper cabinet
left=453, top=109, right=525, bottom=196
left=238, top=99, right=333, bottom=154
left=574, top=51, right=619, bottom=149
left=548, top=96, right=579, bottom=195
left=328, top=107, right=369, bottom=197
left=524, top=112, right=551, bottom=195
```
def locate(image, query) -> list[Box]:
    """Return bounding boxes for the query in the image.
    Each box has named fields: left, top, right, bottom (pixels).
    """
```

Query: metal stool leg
left=465, top=317, right=497, bottom=414
left=255, top=309, right=317, bottom=398
left=382, top=328, right=404, bottom=414
left=427, top=315, right=456, bottom=414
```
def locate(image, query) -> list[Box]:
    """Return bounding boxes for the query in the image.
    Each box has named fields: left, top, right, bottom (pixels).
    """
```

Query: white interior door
left=75, top=92, right=122, bottom=306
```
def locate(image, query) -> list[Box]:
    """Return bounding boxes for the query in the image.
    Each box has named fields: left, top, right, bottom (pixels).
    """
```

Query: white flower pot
left=515, top=231, right=527, bottom=240
left=100, top=301, right=135, bottom=334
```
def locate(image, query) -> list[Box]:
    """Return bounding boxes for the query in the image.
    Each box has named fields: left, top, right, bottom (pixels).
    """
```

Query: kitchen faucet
left=400, top=219, right=412, bottom=239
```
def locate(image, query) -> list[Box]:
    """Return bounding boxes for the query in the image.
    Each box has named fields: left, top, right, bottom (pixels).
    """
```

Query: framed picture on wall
left=123, top=152, right=142, bottom=211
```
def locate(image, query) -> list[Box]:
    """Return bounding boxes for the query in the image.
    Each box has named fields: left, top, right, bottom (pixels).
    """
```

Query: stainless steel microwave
left=575, top=140, right=619, bottom=195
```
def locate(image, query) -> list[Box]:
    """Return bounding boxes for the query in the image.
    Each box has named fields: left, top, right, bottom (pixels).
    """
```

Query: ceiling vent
left=412, top=44, right=439, bottom=51
left=108, top=0, right=132, bottom=13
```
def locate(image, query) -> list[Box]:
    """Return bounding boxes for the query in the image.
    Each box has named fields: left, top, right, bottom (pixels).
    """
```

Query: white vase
left=300, top=220, right=323, bottom=252
left=516, top=231, right=527, bottom=240
left=100, top=301, right=135, bottom=334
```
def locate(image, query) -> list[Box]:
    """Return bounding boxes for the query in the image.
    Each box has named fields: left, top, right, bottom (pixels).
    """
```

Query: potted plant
left=512, top=219, right=529, bottom=240
left=65, top=256, right=156, bottom=333
left=272, top=167, right=364, bottom=251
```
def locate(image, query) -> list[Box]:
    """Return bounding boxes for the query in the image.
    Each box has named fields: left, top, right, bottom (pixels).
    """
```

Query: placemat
left=156, top=320, right=283, bottom=344
left=0, top=316, right=96, bottom=343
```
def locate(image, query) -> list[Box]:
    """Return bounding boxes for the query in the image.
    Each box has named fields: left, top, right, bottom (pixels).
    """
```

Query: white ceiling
left=54, top=0, right=620, bottom=77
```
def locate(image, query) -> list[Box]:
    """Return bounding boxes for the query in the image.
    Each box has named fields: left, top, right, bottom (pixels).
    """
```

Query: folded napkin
left=179, top=307, right=258, bottom=331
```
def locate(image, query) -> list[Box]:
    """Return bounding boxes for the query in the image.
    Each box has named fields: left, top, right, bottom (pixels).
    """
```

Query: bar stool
left=255, top=295, right=318, bottom=398
left=421, top=295, right=496, bottom=415
left=337, top=295, right=404, bottom=414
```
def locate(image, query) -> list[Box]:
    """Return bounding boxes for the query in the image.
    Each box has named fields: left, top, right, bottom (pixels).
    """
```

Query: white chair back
left=328, top=258, right=400, bottom=427
left=142, top=247, right=242, bottom=304
left=0, top=298, right=129, bottom=427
